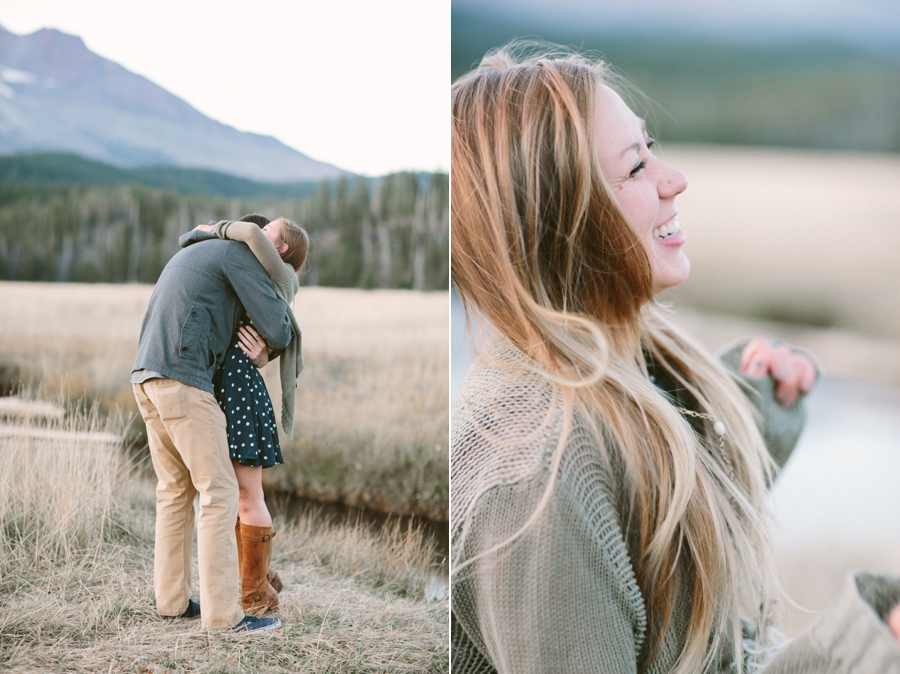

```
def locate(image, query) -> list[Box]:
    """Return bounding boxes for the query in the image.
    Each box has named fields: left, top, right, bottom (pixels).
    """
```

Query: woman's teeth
left=652, top=219, right=680, bottom=240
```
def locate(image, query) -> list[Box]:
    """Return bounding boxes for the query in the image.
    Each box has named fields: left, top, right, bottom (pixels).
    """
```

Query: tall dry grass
left=0, top=400, right=146, bottom=580
left=279, top=509, right=443, bottom=599
left=0, top=398, right=157, bottom=667
left=0, top=282, right=449, bottom=520
left=0, top=398, right=448, bottom=672
left=263, top=289, right=449, bottom=519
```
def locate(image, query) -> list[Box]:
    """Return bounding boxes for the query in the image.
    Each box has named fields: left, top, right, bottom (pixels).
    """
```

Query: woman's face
left=594, top=85, right=690, bottom=295
left=262, top=220, right=286, bottom=252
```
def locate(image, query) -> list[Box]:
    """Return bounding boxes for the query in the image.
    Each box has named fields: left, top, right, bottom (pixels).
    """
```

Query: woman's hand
left=889, top=604, right=900, bottom=643
left=739, top=337, right=817, bottom=408
left=194, top=224, right=212, bottom=232
left=237, top=325, right=269, bottom=368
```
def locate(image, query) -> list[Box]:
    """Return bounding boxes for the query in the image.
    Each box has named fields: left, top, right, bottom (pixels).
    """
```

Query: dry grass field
left=0, top=407, right=448, bottom=672
left=263, top=289, right=449, bottom=519
left=0, top=283, right=449, bottom=520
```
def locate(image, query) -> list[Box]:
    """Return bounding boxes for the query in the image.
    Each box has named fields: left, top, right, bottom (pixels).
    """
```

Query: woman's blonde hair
left=452, top=43, right=780, bottom=674
left=275, top=218, right=310, bottom=273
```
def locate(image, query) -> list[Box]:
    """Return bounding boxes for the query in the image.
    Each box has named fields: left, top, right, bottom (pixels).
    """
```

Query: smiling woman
left=449, top=43, right=900, bottom=674
left=593, top=85, right=691, bottom=294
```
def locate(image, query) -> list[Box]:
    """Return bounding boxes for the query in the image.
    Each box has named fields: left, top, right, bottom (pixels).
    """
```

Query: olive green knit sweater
left=451, top=341, right=900, bottom=673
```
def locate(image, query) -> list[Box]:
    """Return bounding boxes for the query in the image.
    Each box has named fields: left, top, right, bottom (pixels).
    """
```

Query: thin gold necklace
left=675, top=407, right=736, bottom=483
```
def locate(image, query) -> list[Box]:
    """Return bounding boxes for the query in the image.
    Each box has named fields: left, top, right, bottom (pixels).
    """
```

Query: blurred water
left=769, top=378, right=900, bottom=545
left=452, top=291, right=900, bottom=548
left=269, top=492, right=449, bottom=560
left=451, top=291, right=472, bottom=398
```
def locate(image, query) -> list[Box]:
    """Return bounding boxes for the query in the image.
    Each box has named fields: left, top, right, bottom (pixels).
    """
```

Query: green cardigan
left=210, top=220, right=303, bottom=439
left=450, top=341, right=900, bottom=673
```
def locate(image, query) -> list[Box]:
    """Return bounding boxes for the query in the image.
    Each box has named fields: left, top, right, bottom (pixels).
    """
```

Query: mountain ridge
left=0, top=151, right=445, bottom=200
left=0, top=25, right=348, bottom=183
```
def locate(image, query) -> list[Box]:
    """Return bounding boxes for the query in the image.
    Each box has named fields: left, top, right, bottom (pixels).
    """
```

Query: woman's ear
left=278, top=242, right=289, bottom=255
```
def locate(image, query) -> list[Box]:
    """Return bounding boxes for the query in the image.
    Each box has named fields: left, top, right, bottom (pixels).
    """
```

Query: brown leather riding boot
left=267, top=566, right=283, bottom=594
left=236, top=519, right=282, bottom=593
left=238, top=523, right=279, bottom=614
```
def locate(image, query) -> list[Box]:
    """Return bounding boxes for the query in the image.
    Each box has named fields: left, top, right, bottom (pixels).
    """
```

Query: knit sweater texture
left=451, top=339, right=900, bottom=674
left=208, top=220, right=304, bottom=439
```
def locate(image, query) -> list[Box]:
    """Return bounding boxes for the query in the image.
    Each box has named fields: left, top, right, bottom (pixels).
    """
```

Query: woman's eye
left=647, top=138, right=656, bottom=151
left=629, top=160, right=647, bottom=178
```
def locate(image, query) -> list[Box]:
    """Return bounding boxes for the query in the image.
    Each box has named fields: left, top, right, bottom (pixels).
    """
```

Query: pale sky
left=0, top=0, right=449, bottom=177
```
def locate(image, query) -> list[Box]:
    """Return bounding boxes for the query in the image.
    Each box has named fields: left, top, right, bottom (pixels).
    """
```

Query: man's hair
left=238, top=213, right=270, bottom=228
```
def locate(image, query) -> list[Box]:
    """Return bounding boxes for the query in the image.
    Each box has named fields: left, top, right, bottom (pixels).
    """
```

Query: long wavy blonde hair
left=452, top=44, right=780, bottom=674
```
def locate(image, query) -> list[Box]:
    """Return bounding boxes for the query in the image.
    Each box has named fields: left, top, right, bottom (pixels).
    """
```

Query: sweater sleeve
left=221, top=245, right=291, bottom=351
left=716, top=343, right=900, bottom=671
left=717, top=339, right=811, bottom=472
left=452, top=440, right=646, bottom=673
left=210, top=220, right=296, bottom=287
left=762, top=573, right=900, bottom=673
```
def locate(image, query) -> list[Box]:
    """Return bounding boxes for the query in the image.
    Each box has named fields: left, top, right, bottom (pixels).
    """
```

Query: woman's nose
left=660, top=163, right=688, bottom=198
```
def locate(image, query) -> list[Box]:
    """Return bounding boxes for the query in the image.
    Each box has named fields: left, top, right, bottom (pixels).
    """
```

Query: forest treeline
left=452, top=10, right=900, bottom=154
left=0, top=172, right=448, bottom=290
left=0, top=153, right=325, bottom=200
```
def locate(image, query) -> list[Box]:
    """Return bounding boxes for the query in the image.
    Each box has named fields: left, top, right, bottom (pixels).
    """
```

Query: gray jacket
left=131, top=232, right=291, bottom=394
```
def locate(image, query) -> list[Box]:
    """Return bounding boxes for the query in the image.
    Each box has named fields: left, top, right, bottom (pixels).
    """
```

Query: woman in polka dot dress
left=197, top=214, right=309, bottom=615
left=216, top=320, right=283, bottom=466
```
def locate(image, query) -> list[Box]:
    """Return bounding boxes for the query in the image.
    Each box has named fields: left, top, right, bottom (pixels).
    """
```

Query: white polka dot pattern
left=213, top=322, right=284, bottom=469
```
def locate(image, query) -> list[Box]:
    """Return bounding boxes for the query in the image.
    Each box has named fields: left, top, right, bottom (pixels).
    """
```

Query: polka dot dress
left=213, top=319, right=284, bottom=469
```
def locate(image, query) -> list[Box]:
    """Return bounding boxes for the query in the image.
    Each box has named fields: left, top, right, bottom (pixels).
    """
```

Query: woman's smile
left=594, top=85, right=690, bottom=294
left=652, top=216, right=682, bottom=242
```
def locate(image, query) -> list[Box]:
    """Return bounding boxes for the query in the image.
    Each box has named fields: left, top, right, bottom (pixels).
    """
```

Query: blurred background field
left=451, top=0, right=900, bottom=640
left=663, top=146, right=900, bottom=344
left=452, top=2, right=900, bottom=154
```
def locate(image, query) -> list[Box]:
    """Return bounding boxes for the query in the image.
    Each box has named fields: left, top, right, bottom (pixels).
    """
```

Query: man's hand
left=739, top=337, right=817, bottom=408
left=237, top=325, right=269, bottom=368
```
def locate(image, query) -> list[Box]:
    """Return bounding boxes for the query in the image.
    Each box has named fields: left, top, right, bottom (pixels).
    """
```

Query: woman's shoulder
left=452, top=349, right=563, bottom=471
left=273, top=273, right=300, bottom=302
left=452, top=346, right=619, bottom=528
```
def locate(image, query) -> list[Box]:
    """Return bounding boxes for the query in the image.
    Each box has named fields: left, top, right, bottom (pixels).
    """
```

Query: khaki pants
left=133, top=378, right=243, bottom=629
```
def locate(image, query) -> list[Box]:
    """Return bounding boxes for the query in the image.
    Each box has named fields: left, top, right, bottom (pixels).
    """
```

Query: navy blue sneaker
left=231, top=614, right=281, bottom=634
left=163, top=599, right=201, bottom=620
